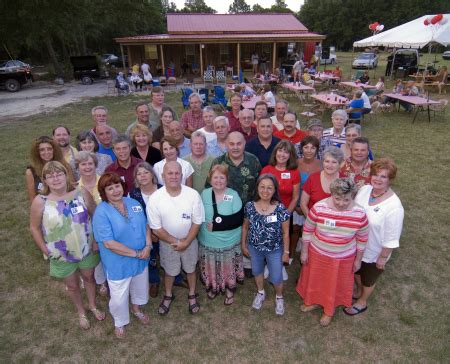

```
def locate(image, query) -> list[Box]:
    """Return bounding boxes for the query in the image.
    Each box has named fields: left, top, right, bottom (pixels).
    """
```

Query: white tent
left=353, top=14, right=450, bottom=49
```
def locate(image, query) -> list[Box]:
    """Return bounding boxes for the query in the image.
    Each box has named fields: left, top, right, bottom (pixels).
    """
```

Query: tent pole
left=350, top=47, right=354, bottom=79
left=389, top=51, right=395, bottom=81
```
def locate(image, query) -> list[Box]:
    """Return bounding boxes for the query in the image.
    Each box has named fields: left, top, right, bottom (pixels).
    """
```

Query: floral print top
left=339, top=158, right=372, bottom=190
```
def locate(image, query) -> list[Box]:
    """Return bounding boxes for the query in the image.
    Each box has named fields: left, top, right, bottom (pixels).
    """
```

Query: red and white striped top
left=303, top=199, right=369, bottom=259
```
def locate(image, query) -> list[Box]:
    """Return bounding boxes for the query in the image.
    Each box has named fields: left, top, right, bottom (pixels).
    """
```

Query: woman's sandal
left=207, top=291, right=217, bottom=300
left=158, top=295, right=175, bottom=316
left=79, top=314, right=90, bottom=330
left=188, top=293, right=200, bottom=314
left=90, top=307, right=106, bottom=321
left=114, top=326, right=125, bottom=339
left=224, top=294, right=234, bottom=306
left=132, top=311, right=150, bottom=325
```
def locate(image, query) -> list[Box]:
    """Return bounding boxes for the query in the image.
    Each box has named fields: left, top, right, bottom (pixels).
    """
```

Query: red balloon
left=424, top=19, right=429, bottom=26
left=435, top=14, right=443, bottom=23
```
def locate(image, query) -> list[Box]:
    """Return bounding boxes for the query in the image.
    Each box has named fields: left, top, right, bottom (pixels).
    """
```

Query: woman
left=261, top=84, right=275, bottom=106
left=197, top=106, right=217, bottom=143
left=340, top=123, right=373, bottom=161
left=130, top=124, right=162, bottom=166
left=152, top=105, right=176, bottom=149
left=26, top=136, right=74, bottom=204
left=198, top=165, right=244, bottom=304
left=76, top=131, right=113, bottom=174
left=76, top=151, right=108, bottom=296
left=29, top=161, right=104, bottom=330
left=241, top=174, right=290, bottom=316
left=153, top=138, right=193, bottom=187
left=262, top=140, right=300, bottom=264
left=358, top=70, right=370, bottom=84
left=344, top=158, right=404, bottom=316
left=366, top=76, right=385, bottom=97
left=300, top=146, right=344, bottom=218
left=297, top=178, right=369, bottom=326
left=436, top=66, right=448, bottom=94
left=129, top=162, right=161, bottom=298
left=92, top=172, right=151, bottom=339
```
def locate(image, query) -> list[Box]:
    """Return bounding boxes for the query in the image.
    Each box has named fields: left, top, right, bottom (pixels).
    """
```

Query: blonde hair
left=130, top=124, right=152, bottom=146
left=41, top=161, right=75, bottom=195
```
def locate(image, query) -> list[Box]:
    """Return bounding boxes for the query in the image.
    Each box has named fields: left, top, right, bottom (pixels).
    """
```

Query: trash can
left=152, top=79, right=160, bottom=87
left=396, top=67, right=406, bottom=79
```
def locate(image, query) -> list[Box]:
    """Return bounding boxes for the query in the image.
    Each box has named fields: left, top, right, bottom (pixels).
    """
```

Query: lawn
left=0, top=63, right=449, bottom=362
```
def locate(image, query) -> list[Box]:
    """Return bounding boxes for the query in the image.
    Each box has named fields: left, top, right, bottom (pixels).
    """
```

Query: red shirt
left=261, top=165, right=301, bottom=209
left=273, top=129, right=308, bottom=145
left=180, top=110, right=204, bottom=131
left=105, top=156, right=142, bottom=195
left=236, top=126, right=258, bottom=142
left=302, top=171, right=330, bottom=210
left=225, top=111, right=241, bottom=132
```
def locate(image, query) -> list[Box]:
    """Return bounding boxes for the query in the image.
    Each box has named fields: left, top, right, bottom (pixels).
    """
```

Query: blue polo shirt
left=98, top=144, right=117, bottom=161
left=245, top=136, right=280, bottom=168
left=93, top=197, right=148, bottom=280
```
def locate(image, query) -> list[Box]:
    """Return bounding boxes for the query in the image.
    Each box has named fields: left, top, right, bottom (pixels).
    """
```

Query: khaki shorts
left=49, top=253, right=100, bottom=279
left=160, top=239, right=198, bottom=276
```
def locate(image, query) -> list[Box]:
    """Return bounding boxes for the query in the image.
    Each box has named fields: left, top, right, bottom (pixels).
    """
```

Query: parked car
left=443, top=51, right=450, bottom=60
left=320, top=53, right=337, bottom=65
left=101, top=54, right=119, bottom=64
left=70, top=56, right=101, bottom=85
left=0, top=59, right=32, bottom=72
left=390, top=49, right=419, bottom=76
left=352, top=53, right=378, bottom=69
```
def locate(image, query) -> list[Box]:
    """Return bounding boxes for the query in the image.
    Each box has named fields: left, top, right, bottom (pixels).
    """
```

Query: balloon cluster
left=424, top=14, right=447, bottom=26
left=369, top=22, right=384, bottom=33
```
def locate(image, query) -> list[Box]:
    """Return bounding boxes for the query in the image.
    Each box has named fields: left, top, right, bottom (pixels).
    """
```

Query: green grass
left=0, top=65, right=449, bottom=362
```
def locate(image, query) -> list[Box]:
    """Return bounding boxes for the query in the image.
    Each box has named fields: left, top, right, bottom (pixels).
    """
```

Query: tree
left=251, top=4, right=269, bottom=12
left=228, top=0, right=251, bottom=13
left=181, top=0, right=216, bottom=13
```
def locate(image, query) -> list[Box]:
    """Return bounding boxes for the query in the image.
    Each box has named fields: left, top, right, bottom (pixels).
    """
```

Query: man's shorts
left=160, top=239, right=198, bottom=277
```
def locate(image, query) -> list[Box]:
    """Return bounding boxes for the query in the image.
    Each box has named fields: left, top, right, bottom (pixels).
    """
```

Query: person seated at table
left=399, top=81, right=419, bottom=112
left=366, top=76, right=385, bottom=98
left=302, top=69, right=314, bottom=86
left=115, top=72, right=130, bottom=93
left=332, top=66, right=343, bottom=81
left=261, top=84, right=275, bottom=106
left=347, top=90, right=365, bottom=121
left=130, top=71, right=143, bottom=91
left=358, top=70, right=370, bottom=84
left=435, top=66, right=448, bottom=94
left=239, top=83, right=256, bottom=97
left=360, top=88, right=372, bottom=115
left=383, top=79, right=404, bottom=107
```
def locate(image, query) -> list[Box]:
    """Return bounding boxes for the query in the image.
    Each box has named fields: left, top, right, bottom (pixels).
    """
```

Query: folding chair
left=181, top=88, right=194, bottom=109
left=346, top=108, right=363, bottom=125
left=211, top=85, right=227, bottom=108
left=215, top=70, right=226, bottom=85
left=167, top=77, right=177, bottom=90
left=203, top=70, right=214, bottom=86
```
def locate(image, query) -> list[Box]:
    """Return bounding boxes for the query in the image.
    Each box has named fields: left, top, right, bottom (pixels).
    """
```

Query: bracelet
left=284, top=251, right=290, bottom=254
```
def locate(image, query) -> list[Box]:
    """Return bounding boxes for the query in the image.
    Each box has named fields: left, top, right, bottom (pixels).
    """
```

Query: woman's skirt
left=199, top=241, right=244, bottom=294
left=296, top=246, right=354, bottom=316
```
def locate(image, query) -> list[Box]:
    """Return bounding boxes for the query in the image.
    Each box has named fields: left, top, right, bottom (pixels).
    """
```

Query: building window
left=145, top=45, right=158, bottom=60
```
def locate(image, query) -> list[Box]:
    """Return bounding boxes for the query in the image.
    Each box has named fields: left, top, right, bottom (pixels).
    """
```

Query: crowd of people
left=27, top=85, right=404, bottom=338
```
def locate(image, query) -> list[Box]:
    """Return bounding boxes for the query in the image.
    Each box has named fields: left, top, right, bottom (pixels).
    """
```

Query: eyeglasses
left=44, top=172, right=65, bottom=180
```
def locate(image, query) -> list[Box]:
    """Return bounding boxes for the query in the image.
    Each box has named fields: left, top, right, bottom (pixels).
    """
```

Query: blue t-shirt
left=98, top=144, right=117, bottom=161
left=93, top=197, right=148, bottom=280
left=348, top=99, right=364, bottom=119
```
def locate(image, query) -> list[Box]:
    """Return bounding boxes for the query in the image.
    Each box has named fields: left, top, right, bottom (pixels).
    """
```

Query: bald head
left=162, top=161, right=182, bottom=189
left=227, top=131, right=246, bottom=161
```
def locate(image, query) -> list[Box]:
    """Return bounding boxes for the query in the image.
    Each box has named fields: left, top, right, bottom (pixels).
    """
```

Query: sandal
left=224, top=294, right=234, bottom=306
left=90, top=307, right=106, bottom=321
left=79, top=314, right=90, bottom=330
left=114, top=326, right=125, bottom=339
left=343, top=305, right=367, bottom=316
left=132, top=311, right=150, bottom=325
left=207, top=291, right=217, bottom=300
left=158, top=295, right=175, bottom=316
left=188, top=293, right=200, bottom=314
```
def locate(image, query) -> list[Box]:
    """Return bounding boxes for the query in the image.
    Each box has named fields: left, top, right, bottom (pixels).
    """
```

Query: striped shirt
left=322, top=127, right=346, bottom=147
left=303, top=199, right=369, bottom=258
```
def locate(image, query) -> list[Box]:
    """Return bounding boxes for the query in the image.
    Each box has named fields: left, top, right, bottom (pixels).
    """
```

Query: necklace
left=369, top=189, right=389, bottom=203
left=110, top=201, right=128, bottom=219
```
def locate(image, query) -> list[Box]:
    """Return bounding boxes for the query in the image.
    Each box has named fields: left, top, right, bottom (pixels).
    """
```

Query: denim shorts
left=248, top=244, right=283, bottom=285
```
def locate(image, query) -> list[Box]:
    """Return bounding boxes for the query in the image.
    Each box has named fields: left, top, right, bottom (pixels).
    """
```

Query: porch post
left=200, top=44, right=204, bottom=76
left=159, top=44, right=165, bottom=75
left=120, top=44, right=126, bottom=75
left=237, top=43, right=240, bottom=76
left=272, top=42, right=277, bottom=72
left=127, top=46, right=132, bottom=75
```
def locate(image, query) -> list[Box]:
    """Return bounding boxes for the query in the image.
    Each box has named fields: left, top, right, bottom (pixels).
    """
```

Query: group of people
left=27, top=85, right=404, bottom=338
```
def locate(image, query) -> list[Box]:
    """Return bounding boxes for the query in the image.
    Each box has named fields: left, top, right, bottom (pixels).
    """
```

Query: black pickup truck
left=0, top=66, right=33, bottom=92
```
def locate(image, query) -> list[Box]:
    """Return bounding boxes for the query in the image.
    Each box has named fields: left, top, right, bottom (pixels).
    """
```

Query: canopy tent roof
left=353, top=14, right=450, bottom=49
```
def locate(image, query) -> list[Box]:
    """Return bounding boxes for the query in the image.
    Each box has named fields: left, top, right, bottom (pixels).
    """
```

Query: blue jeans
left=248, top=244, right=283, bottom=285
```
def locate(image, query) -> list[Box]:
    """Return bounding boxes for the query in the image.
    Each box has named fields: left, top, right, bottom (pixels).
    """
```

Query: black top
left=131, top=146, right=162, bottom=167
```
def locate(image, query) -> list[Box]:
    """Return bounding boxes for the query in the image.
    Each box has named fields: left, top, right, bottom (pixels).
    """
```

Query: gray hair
left=76, top=151, right=98, bottom=168
left=332, top=109, right=348, bottom=121
left=323, top=146, right=344, bottom=164
left=275, top=99, right=289, bottom=108
left=189, top=92, right=202, bottom=102
left=202, top=106, right=216, bottom=116
left=239, top=108, right=254, bottom=119
left=330, top=178, right=357, bottom=198
left=355, top=90, right=363, bottom=98
left=112, top=134, right=131, bottom=147
left=213, top=115, right=229, bottom=127
left=91, top=105, right=108, bottom=115
left=191, top=130, right=207, bottom=144
left=346, top=123, right=362, bottom=135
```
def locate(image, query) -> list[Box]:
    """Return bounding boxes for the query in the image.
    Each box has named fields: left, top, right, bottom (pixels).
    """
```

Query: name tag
left=71, top=206, right=84, bottom=215
left=131, top=205, right=142, bottom=213
left=281, top=172, right=291, bottom=179
left=120, top=176, right=125, bottom=182
left=324, top=219, right=336, bottom=227
left=223, top=194, right=233, bottom=202
left=37, top=182, right=44, bottom=191
left=266, top=215, right=277, bottom=223
left=215, top=217, right=222, bottom=223
left=182, top=213, right=191, bottom=220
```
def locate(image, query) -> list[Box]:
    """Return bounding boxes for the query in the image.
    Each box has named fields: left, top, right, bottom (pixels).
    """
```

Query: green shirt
left=183, top=154, right=215, bottom=195
left=208, top=152, right=262, bottom=205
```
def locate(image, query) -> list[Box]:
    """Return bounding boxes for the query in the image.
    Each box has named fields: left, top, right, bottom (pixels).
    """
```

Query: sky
left=172, top=0, right=304, bottom=14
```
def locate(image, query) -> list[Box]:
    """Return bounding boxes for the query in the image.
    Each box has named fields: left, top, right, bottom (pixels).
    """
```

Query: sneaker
left=252, top=291, right=266, bottom=310
left=288, top=258, right=294, bottom=266
left=275, top=297, right=285, bottom=316
left=282, top=266, right=288, bottom=281
left=263, top=265, right=269, bottom=279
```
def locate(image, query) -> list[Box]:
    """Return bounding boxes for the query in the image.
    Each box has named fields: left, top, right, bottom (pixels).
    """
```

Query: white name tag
left=120, top=176, right=125, bottom=182
left=281, top=172, right=291, bottom=179
left=324, top=219, right=336, bottom=227
left=215, top=217, right=222, bottom=223
left=266, top=215, right=277, bottom=223
left=223, top=194, right=233, bottom=202
left=132, top=205, right=142, bottom=213
left=71, top=206, right=84, bottom=215
left=182, top=213, right=191, bottom=220
left=37, top=182, right=44, bottom=191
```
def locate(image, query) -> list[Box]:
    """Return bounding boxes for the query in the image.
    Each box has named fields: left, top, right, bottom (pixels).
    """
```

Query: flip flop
left=343, top=305, right=367, bottom=316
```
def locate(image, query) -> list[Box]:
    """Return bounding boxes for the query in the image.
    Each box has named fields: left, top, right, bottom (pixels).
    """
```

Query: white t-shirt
left=147, top=185, right=205, bottom=240
left=197, top=128, right=217, bottom=144
left=361, top=92, right=371, bottom=109
left=355, top=185, right=404, bottom=263
left=153, top=158, right=194, bottom=186
left=264, top=91, right=276, bottom=106
left=141, top=63, right=150, bottom=73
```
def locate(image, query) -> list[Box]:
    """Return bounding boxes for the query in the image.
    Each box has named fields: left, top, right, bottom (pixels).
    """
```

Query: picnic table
left=382, top=93, right=441, bottom=122
left=242, top=95, right=275, bottom=109
left=281, top=82, right=315, bottom=92
left=310, top=93, right=349, bottom=109
left=340, top=81, right=377, bottom=90
left=312, top=73, right=340, bottom=82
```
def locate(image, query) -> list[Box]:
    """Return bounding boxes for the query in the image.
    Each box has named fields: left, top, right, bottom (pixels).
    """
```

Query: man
left=168, top=121, right=191, bottom=158
left=236, top=109, right=257, bottom=142
left=323, top=109, right=347, bottom=147
left=208, top=131, right=261, bottom=206
left=360, top=87, right=372, bottom=115
left=148, top=87, right=177, bottom=131
left=225, top=93, right=242, bottom=132
left=180, top=93, right=204, bottom=138
left=183, top=131, right=215, bottom=194
left=245, top=117, right=280, bottom=168
left=207, top=116, right=230, bottom=157
left=125, top=102, right=151, bottom=136
left=52, top=125, right=79, bottom=179
left=147, top=161, right=205, bottom=315
left=96, top=124, right=117, bottom=161
left=270, top=100, right=288, bottom=131
left=292, top=58, right=305, bottom=81
left=105, top=135, right=142, bottom=195
left=90, top=106, right=118, bottom=140
left=339, top=136, right=372, bottom=190
left=273, top=113, right=308, bottom=145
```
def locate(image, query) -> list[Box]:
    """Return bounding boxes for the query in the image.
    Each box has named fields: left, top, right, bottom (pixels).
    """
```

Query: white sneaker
left=252, top=291, right=266, bottom=310
left=275, top=297, right=285, bottom=316
left=288, top=258, right=294, bottom=266
left=263, top=265, right=269, bottom=279
left=282, top=266, right=288, bottom=281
